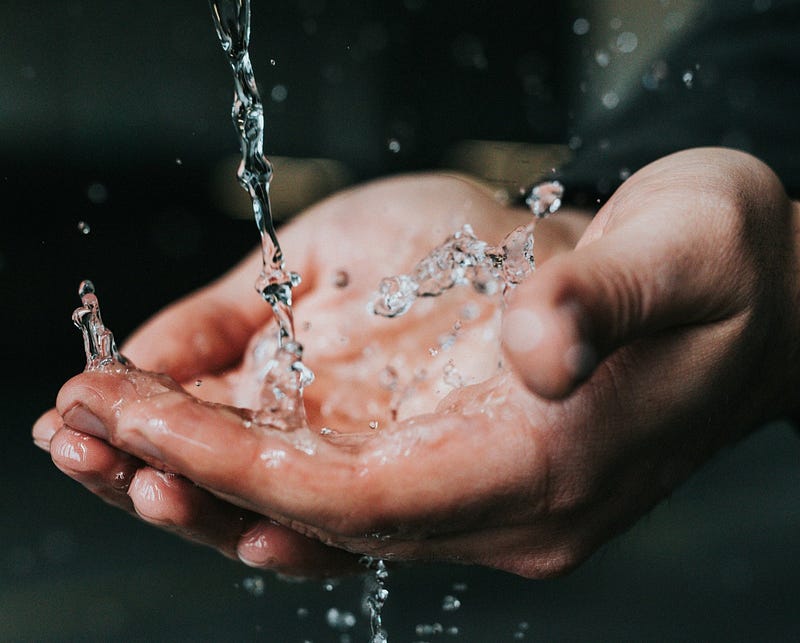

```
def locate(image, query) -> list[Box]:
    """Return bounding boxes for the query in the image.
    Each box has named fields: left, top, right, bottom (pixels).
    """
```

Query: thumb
left=501, top=217, right=744, bottom=399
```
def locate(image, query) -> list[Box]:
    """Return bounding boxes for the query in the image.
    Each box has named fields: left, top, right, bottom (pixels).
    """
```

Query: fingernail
left=63, top=404, right=108, bottom=439
left=32, top=422, right=58, bottom=451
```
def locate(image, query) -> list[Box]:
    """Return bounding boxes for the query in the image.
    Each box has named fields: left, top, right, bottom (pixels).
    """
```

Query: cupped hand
left=35, top=150, right=800, bottom=578
left=34, top=174, right=586, bottom=577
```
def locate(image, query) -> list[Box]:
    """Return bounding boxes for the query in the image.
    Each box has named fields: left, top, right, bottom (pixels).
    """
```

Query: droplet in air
left=594, top=50, right=610, bottom=67
left=296, top=607, right=309, bottom=619
left=416, top=623, right=444, bottom=636
left=326, top=608, right=356, bottom=631
left=442, top=595, right=461, bottom=611
left=86, top=182, right=108, bottom=205
left=175, top=158, right=183, bottom=166
left=242, top=575, right=265, bottom=597
left=77, top=221, right=91, bottom=235
left=602, top=91, right=620, bottom=109
left=572, top=18, right=590, bottom=35
left=616, top=31, right=638, bottom=53
left=269, top=58, right=277, bottom=66
left=525, top=180, right=564, bottom=217
left=682, top=70, right=694, bottom=88
left=387, top=138, right=401, bottom=153
left=271, top=84, right=288, bottom=102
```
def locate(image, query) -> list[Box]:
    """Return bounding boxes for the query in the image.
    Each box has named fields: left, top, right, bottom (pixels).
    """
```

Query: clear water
left=371, top=181, right=563, bottom=319
left=209, top=0, right=312, bottom=430
left=360, top=557, right=389, bottom=643
left=72, top=280, right=130, bottom=372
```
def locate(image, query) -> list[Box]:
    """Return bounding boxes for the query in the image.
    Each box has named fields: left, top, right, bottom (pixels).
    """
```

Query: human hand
left=37, top=149, right=799, bottom=578
left=34, top=174, right=587, bottom=576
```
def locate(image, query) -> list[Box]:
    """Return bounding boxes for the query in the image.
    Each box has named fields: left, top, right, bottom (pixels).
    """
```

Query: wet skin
left=35, top=149, right=800, bottom=578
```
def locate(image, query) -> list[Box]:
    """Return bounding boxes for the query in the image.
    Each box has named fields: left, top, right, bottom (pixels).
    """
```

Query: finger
left=502, top=189, right=750, bottom=399
left=238, top=519, right=359, bottom=577
left=127, top=468, right=249, bottom=559
left=33, top=408, right=62, bottom=451
left=57, top=371, right=546, bottom=539
left=49, top=426, right=139, bottom=511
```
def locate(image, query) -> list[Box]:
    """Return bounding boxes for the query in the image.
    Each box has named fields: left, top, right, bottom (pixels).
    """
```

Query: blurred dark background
left=1, top=0, right=798, bottom=640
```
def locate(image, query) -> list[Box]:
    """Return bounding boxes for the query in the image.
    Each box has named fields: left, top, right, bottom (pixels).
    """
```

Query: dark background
left=1, top=1, right=798, bottom=640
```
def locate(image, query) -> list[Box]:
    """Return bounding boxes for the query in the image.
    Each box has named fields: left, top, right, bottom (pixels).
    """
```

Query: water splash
left=209, top=0, right=313, bottom=429
left=71, top=280, right=131, bottom=372
left=360, top=556, right=389, bottom=643
left=371, top=181, right=563, bottom=318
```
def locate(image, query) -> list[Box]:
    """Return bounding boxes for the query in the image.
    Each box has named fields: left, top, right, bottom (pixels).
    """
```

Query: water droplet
left=333, top=269, right=350, bottom=288
left=416, top=623, right=444, bottom=636
left=271, top=84, right=288, bottom=102
left=326, top=608, right=356, bottom=631
left=372, top=275, right=418, bottom=317
left=438, top=332, right=456, bottom=351
left=619, top=167, right=631, bottom=181
left=601, top=91, right=620, bottom=109
left=175, top=157, right=183, bottom=166
left=269, top=58, right=277, bottom=66
left=242, top=575, right=265, bottom=597
left=194, top=379, right=203, bottom=387
left=87, top=182, right=108, bottom=204
left=446, top=626, right=460, bottom=636
left=609, top=16, right=622, bottom=30
left=378, top=366, right=399, bottom=391
left=525, top=180, right=564, bottom=217
left=260, top=449, right=287, bottom=467
left=387, top=138, right=401, bottom=153
left=616, top=31, right=638, bottom=54
left=441, top=595, right=461, bottom=611
left=572, top=18, right=590, bottom=35
left=296, top=607, right=309, bottom=619
left=368, top=420, right=379, bottom=430
left=443, top=361, right=464, bottom=388
left=77, top=221, right=91, bottom=235
left=594, top=50, right=610, bottom=67
left=452, top=581, right=468, bottom=592
left=568, top=135, right=583, bottom=150
left=682, top=70, right=694, bottom=88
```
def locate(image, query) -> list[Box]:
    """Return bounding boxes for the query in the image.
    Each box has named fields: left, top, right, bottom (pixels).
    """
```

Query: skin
left=33, top=148, right=800, bottom=578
